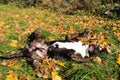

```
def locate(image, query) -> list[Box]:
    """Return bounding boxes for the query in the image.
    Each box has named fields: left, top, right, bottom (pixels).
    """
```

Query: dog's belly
left=51, top=41, right=89, bottom=58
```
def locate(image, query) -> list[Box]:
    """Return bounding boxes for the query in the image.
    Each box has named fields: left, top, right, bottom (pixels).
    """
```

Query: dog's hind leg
left=0, top=51, right=23, bottom=59
left=65, top=28, right=89, bottom=41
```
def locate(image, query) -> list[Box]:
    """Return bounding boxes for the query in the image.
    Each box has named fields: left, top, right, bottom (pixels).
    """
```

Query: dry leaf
left=52, top=71, right=58, bottom=78
left=55, top=66, right=60, bottom=71
left=93, top=57, right=102, bottom=63
left=42, top=75, right=48, bottom=79
left=102, top=61, right=108, bottom=65
left=5, top=73, right=18, bottom=80
left=8, top=70, right=14, bottom=74
left=57, top=61, right=65, bottom=67
left=37, top=73, right=42, bottom=78
left=0, top=73, right=2, bottom=78
left=1, top=60, right=16, bottom=66
left=37, top=72, right=48, bottom=79
left=52, top=71, right=62, bottom=80
left=52, top=75, right=62, bottom=80
left=19, top=75, right=27, bottom=79
left=0, top=21, right=5, bottom=26
left=13, top=64, right=21, bottom=69
left=106, top=47, right=112, bottom=54
left=72, top=63, right=76, bottom=66
left=1, top=60, right=7, bottom=66
left=9, top=40, right=19, bottom=47
left=116, top=57, right=120, bottom=65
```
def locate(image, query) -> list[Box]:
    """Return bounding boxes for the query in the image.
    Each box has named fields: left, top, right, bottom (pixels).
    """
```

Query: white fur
left=52, top=41, right=89, bottom=58
left=35, top=42, right=48, bottom=50
left=35, top=42, right=42, bottom=48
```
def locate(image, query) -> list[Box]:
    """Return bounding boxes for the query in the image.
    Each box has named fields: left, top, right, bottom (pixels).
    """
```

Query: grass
left=0, top=3, right=120, bottom=80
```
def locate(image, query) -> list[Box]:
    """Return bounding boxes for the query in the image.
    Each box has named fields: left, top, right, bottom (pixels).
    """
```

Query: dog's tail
left=0, top=51, right=23, bottom=59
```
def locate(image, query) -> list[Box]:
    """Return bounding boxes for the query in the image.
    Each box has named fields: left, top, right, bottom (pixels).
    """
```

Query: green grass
left=0, top=3, right=120, bottom=80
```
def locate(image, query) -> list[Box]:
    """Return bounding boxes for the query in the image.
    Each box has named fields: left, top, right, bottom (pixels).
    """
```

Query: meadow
left=0, top=3, right=120, bottom=80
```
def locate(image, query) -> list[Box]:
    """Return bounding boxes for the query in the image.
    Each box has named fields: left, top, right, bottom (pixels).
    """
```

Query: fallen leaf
left=113, top=27, right=117, bottom=30
left=93, top=57, right=102, bottom=63
left=52, top=71, right=62, bottom=80
left=72, top=63, right=76, bottom=66
left=1, top=60, right=17, bottom=66
left=0, top=21, right=5, bottom=26
left=117, top=20, right=120, bottom=23
left=5, top=73, right=18, bottom=80
left=57, top=61, right=65, bottom=67
left=42, top=75, right=49, bottom=79
left=106, top=47, right=112, bottom=54
left=9, top=40, right=19, bottom=47
left=19, top=75, right=27, bottom=79
left=13, top=64, right=21, bottom=69
left=37, top=73, right=42, bottom=78
left=0, top=73, right=2, bottom=78
left=1, top=60, right=7, bottom=66
left=55, top=66, right=60, bottom=71
left=8, top=70, right=14, bottom=74
left=52, top=75, right=62, bottom=80
left=52, top=71, right=58, bottom=78
left=116, top=57, right=120, bottom=65
left=37, top=72, right=49, bottom=79
left=104, top=78, right=117, bottom=80
left=102, top=61, right=108, bottom=65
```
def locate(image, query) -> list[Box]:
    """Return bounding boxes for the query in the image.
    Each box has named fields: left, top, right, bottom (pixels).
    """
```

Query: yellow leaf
left=52, top=75, right=62, bottom=80
left=93, top=57, right=102, bottom=63
left=106, top=47, right=112, bottom=54
left=0, top=33, right=4, bottom=37
left=116, top=57, right=120, bottom=65
left=72, top=63, right=76, bottom=66
left=52, top=71, right=62, bottom=80
left=57, top=61, right=65, bottom=67
left=1, top=60, right=17, bottom=67
left=5, top=73, right=18, bottom=80
left=8, top=70, right=14, bottom=74
left=100, top=35, right=104, bottom=40
left=0, top=21, right=5, bottom=26
left=93, top=35, right=97, bottom=39
left=9, top=40, right=18, bottom=47
left=112, top=27, right=117, bottom=31
left=52, top=71, right=58, bottom=78
left=117, top=20, right=120, bottom=23
left=13, top=64, right=21, bottom=69
left=1, top=60, right=7, bottom=66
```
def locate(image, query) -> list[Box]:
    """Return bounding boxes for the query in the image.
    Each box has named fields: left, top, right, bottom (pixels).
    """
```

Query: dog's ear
left=88, top=44, right=95, bottom=53
left=88, top=44, right=102, bottom=56
left=28, top=29, right=41, bottom=42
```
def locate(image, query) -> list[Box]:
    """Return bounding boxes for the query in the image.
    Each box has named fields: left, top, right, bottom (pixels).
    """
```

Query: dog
left=47, top=28, right=102, bottom=62
left=0, top=28, right=104, bottom=68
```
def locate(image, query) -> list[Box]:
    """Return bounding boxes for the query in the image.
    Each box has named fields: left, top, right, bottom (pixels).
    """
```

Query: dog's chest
left=52, top=41, right=89, bottom=58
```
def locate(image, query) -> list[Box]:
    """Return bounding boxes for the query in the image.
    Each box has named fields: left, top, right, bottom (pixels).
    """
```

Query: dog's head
left=28, top=29, right=46, bottom=43
left=88, top=44, right=102, bottom=56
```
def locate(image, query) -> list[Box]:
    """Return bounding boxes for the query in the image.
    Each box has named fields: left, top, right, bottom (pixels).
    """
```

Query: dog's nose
left=100, top=47, right=107, bottom=52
